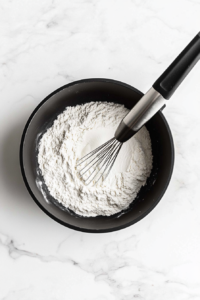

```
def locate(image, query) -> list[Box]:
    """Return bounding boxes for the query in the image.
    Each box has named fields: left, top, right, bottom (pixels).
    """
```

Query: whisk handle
left=153, top=32, right=200, bottom=99
left=115, top=87, right=166, bottom=142
left=115, top=33, right=200, bottom=143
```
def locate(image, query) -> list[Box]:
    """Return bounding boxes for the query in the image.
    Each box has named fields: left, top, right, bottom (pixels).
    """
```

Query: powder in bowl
left=37, top=102, right=153, bottom=217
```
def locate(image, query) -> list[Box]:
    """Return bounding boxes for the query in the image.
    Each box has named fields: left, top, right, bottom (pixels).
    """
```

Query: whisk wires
left=76, top=138, right=122, bottom=186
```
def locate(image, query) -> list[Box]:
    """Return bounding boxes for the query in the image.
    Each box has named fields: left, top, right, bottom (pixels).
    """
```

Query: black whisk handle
left=153, top=32, right=200, bottom=99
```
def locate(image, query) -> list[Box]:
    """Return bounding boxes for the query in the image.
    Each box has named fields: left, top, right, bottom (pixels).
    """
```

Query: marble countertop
left=1, top=0, right=200, bottom=299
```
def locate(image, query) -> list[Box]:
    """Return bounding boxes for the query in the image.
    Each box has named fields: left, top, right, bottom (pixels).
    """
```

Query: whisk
left=76, top=32, right=200, bottom=185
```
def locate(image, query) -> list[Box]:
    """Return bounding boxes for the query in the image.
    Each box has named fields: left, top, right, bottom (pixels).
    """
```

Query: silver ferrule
left=115, top=87, right=167, bottom=142
left=123, top=87, right=166, bottom=131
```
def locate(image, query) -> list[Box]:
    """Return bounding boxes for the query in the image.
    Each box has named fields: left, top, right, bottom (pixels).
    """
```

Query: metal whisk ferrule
left=76, top=138, right=122, bottom=186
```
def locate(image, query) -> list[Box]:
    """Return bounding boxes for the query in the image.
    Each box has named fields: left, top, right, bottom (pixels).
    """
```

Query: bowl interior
left=20, top=79, right=174, bottom=232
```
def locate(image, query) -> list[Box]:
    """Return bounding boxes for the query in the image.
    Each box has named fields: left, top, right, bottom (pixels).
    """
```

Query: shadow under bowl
left=20, top=78, right=174, bottom=233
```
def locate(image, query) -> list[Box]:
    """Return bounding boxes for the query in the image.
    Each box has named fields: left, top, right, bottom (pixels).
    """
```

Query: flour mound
left=38, top=102, right=153, bottom=217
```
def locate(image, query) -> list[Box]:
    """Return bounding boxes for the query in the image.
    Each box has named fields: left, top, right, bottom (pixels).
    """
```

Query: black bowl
left=20, top=78, right=174, bottom=233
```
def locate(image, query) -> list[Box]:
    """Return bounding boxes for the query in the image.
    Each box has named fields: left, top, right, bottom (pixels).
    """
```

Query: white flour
left=38, top=102, right=153, bottom=217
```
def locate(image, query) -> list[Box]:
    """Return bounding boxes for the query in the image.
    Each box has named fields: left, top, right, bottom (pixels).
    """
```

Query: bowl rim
left=19, top=78, right=175, bottom=233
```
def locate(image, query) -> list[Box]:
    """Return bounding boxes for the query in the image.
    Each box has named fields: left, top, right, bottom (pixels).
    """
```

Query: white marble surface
left=1, top=0, right=200, bottom=299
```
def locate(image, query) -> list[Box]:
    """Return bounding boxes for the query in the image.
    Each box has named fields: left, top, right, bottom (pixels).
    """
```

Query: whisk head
left=76, top=137, right=122, bottom=186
